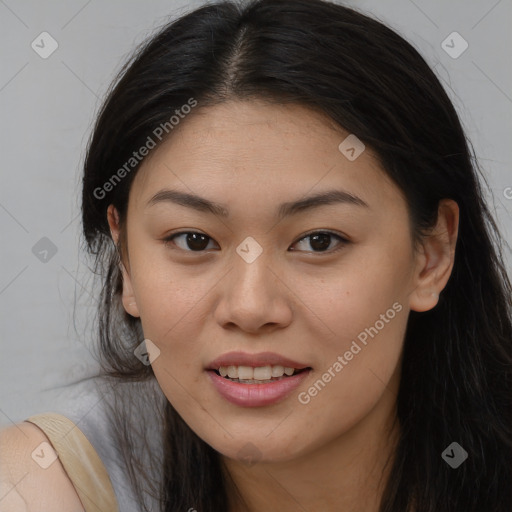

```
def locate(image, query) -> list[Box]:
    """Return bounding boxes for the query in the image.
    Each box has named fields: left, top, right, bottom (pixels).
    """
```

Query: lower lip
left=206, top=369, right=311, bottom=407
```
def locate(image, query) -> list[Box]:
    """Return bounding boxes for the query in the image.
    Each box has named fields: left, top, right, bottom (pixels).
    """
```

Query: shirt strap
left=25, top=412, right=119, bottom=512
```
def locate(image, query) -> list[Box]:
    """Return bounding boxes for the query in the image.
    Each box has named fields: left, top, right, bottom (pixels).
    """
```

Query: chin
left=205, top=432, right=312, bottom=465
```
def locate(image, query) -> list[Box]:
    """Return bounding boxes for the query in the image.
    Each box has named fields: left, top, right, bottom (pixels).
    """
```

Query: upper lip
left=207, top=351, right=311, bottom=370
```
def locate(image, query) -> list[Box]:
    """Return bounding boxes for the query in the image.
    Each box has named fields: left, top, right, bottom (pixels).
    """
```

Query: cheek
left=128, top=251, right=218, bottom=385
left=296, top=269, right=407, bottom=383
left=288, top=247, right=409, bottom=429
left=292, top=287, right=406, bottom=455
left=294, top=237, right=411, bottom=349
left=130, top=243, right=209, bottom=329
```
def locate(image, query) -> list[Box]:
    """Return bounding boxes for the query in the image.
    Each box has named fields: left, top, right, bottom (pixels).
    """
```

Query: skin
left=0, top=422, right=85, bottom=511
left=107, top=99, right=459, bottom=512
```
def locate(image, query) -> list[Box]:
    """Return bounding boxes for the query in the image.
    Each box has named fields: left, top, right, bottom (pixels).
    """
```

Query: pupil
left=188, top=233, right=209, bottom=251
left=310, top=233, right=330, bottom=251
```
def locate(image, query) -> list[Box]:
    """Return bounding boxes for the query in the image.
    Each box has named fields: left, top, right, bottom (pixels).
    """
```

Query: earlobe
left=106, top=204, right=141, bottom=318
left=409, top=287, right=441, bottom=313
left=409, top=199, right=459, bottom=313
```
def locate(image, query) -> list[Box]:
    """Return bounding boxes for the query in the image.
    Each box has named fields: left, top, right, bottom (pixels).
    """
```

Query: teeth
left=253, top=366, right=272, bottom=380
left=271, top=365, right=284, bottom=377
left=227, top=366, right=238, bottom=378
left=238, top=366, right=254, bottom=380
left=217, top=365, right=299, bottom=380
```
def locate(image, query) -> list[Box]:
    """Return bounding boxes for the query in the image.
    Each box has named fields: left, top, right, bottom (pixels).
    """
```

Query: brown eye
left=290, top=231, right=348, bottom=253
left=163, top=232, right=217, bottom=252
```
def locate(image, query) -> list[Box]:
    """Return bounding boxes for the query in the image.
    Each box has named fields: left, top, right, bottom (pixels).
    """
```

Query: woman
left=1, top=0, right=511, bottom=510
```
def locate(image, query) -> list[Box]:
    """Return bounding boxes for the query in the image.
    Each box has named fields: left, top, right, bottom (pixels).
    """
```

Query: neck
left=221, top=374, right=401, bottom=512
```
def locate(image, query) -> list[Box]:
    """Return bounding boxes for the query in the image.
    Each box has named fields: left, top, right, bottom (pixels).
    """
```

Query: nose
left=213, top=252, right=293, bottom=334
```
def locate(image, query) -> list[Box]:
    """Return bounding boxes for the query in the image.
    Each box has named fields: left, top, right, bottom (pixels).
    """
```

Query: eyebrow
left=146, top=188, right=369, bottom=219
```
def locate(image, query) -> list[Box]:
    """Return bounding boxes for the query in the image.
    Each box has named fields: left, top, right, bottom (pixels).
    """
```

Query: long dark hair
left=80, top=0, right=512, bottom=510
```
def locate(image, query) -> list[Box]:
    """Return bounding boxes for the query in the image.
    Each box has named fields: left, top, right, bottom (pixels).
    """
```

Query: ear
left=107, top=204, right=140, bottom=318
left=409, top=199, right=459, bottom=312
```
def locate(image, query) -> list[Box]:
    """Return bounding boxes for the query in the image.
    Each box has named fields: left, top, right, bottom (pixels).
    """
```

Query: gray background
left=1, top=0, right=511, bottom=428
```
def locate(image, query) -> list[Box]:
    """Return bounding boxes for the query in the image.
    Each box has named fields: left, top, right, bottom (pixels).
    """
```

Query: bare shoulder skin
left=0, top=422, right=85, bottom=512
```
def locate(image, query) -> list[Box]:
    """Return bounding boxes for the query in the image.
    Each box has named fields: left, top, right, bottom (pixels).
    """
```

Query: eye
left=163, top=231, right=218, bottom=252
left=163, top=230, right=348, bottom=254
left=290, top=231, right=349, bottom=253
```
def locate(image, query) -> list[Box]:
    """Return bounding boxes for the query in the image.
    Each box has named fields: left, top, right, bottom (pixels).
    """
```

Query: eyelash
left=162, top=230, right=349, bottom=255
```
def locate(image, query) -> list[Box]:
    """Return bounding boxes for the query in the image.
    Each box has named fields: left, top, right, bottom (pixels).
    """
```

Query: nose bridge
left=214, top=236, right=292, bottom=331
left=230, top=235, right=274, bottom=300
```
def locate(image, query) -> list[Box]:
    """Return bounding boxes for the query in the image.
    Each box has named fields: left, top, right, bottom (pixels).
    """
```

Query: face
left=107, top=99, right=441, bottom=464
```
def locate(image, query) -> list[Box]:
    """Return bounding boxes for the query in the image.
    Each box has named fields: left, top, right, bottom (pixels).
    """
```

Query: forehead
left=128, top=99, right=402, bottom=216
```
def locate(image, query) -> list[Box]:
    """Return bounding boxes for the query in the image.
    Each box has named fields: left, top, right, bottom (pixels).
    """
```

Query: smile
left=207, top=366, right=312, bottom=407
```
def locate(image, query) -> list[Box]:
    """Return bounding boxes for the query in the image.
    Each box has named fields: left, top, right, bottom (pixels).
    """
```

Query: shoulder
left=0, top=421, right=85, bottom=511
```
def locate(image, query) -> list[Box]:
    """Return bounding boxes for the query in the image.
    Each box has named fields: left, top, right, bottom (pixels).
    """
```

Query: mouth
left=210, top=365, right=311, bottom=384
left=205, top=352, right=312, bottom=407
